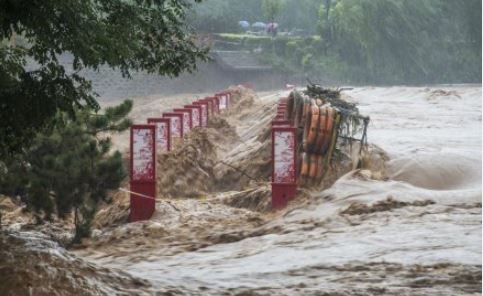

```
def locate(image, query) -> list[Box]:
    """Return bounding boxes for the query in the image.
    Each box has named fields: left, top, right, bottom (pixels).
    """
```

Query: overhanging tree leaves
left=0, top=0, right=208, bottom=158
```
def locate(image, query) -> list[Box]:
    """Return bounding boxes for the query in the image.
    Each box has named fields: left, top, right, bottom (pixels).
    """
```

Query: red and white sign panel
left=131, top=125, right=156, bottom=181
left=163, top=113, right=183, bottom=138
left=272, top=128, right=296, bottom=183
left=147, top=118, right=170, bottom=152
left=174, top=109, right=192, bottom=134
left=184, top=105, right=202, bottom=128
left=219, top=94, right=227, bottom=110
left=193, top=102, right=208, bottom=127
left=216, top=92, right=229, bottom=110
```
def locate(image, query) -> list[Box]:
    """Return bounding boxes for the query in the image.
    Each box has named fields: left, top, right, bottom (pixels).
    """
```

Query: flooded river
left=80, top=85, right=482, bottom=295
left=1, top=85, right=481, bottom=295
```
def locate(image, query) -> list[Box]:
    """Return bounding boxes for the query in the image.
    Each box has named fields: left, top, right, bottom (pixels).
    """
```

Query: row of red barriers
left=129, top=91, right=233, bottom=222
left=271, top=97, right=298, bottom=209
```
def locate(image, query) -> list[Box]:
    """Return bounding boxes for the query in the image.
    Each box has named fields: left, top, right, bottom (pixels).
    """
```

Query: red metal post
left=130, top=125, right=156, bottom=222
left=147, top=118, right=171, bottom=152
left=271, top=126, right=297, bottom=209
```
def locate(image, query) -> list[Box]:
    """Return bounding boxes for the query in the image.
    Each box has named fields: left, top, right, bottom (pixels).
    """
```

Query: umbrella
left=238, top=21, right=250, bottom=29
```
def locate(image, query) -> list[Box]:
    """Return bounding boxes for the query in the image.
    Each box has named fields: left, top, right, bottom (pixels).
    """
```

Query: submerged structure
left=285, top=84, right=370, bottom=185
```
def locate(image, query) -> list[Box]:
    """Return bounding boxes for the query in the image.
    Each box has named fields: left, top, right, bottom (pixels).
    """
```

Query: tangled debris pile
left=285, top=83, right=369, bottom=187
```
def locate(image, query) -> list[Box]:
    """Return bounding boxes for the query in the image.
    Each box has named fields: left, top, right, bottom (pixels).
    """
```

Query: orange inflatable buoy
left=321, top=107, right=335, bottom=154
left=305, top=103, right=320, bottom=151
left=308, top=153, right=319, bottom=178
left=300, top=152, right=310, bottom=177
left=314, top=106, right=328, bottom=153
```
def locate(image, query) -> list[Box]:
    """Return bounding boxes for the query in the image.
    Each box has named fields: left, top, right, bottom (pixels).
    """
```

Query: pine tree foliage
left=0, top=100, right=133, bottom=242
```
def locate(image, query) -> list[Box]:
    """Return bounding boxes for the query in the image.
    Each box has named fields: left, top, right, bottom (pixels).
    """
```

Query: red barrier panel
left=202, top=97, right=215, bottom=115
left=184, top=105, right=202, bottom=128
left=173, top=108, right=193, bottom=134
left=130, top=125, right=156, bottom=222
left=207, top=96, right=220, bottom=114
left=271, top=183, right=297, bottom=209
left=271, top=126, right=297, bottom=209
left=162, top=112, right=184, bottom=138
left=215, top=92, right=228, bottom=111
left=193, top=101, right=209, bottom=127
left=147, top=118, right=171, bottom=152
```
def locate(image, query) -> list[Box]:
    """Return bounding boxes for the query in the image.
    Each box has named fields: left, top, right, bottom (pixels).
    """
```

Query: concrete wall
left=42, top=53, right=297, bottom=102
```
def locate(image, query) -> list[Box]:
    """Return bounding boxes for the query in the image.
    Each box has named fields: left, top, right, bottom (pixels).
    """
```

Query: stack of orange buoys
left=284, top=90, right=342, bottom=185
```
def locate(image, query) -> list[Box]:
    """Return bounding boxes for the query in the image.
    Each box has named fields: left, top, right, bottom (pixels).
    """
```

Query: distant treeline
left=189, top=0, right=481, bottom=84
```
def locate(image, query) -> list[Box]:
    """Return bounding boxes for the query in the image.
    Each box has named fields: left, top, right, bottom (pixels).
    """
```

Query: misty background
left=51, top=0, right=481, bottom=100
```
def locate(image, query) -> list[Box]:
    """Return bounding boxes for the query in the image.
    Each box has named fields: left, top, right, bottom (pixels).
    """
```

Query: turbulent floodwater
left=76, top=85, right=482, bottom=295
left=2, top=85, right=481, bottom=295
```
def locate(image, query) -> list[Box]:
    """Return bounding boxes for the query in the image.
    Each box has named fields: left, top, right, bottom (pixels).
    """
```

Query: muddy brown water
left=1, top=85, right=481, bottom=295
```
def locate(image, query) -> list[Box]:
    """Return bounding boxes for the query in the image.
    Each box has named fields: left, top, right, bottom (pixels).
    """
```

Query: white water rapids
left=2, top=85, right=480, bottom=295
left=77, top=85, right=481, bottom=295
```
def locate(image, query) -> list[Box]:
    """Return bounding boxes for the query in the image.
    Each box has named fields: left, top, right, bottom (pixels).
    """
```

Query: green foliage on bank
left=314, top=0, right=482, bottom=84
left=209, top=0, right=482, bottom=85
